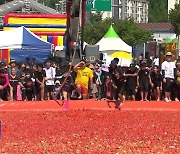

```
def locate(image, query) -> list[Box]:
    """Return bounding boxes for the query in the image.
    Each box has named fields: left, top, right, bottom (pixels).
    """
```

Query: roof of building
left=138, top=23, right=173, bottom=31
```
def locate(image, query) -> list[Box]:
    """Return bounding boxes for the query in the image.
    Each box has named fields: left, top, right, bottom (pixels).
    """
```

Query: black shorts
left=139, top=82, right=149, bottom=92
left=115, top=87, right=125, bottom=100
left=46, top=85, right=54, bottom=93
left=127, top=88, right=136, bottom=96
left=62, top=85, right=71, bottom=93
left=164, top=78, right=174, bottom=92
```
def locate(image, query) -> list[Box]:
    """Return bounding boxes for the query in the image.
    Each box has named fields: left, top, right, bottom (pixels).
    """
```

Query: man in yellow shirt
left=74, top=60, right=93, bottom=99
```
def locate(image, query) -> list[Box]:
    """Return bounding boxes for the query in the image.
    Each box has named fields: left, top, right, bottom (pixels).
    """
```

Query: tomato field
left=0, top=110, right=179, bottom=153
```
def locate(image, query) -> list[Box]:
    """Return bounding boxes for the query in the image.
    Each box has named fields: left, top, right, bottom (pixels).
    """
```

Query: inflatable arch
left=2, top=13, right=67, bottom=62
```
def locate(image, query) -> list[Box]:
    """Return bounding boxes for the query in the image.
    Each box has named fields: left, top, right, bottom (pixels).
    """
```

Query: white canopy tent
left=96, top=25, right=132, bottom=53
left=0, top=26, right=52, bottom=50
left=96, top=25, right=132, bottom=66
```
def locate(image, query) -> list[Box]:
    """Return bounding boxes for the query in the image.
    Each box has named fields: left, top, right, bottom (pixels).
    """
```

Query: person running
left=112, top=68, right=126, bottom=109
left=161, top=52, right=176, bottom=102
left=44, top=60, right=56, bottom=100
left=60, top=72, right=74, bottom=100
left=74, top=60, right=93, bottom=100
left=34, top=64, right=46, bottom=100
left=150, top=65, right=162, bottom=101
left=137, top=62, right=153, bottom=101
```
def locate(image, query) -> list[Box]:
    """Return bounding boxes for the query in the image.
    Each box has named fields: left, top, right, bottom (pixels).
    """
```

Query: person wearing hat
left=74, top=59, right=93, bottom=99
left=161, top=52, right=176, bottom=102
left=8, top=59, right=20, bottom=76
left=125, top=64, right=138, bottom=101
left=44, top=60, right=56, bottom=100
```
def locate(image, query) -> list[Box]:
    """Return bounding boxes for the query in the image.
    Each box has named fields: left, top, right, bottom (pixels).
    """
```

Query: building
left=102, top=0, right=148, bottom=23
left=138, top=22, right=175, bottom=41
left=168, top=0, right=180, bottom=13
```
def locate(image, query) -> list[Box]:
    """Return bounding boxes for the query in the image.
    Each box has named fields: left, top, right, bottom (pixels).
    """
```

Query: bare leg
left=63, top=91, right=68, bottom=100
left=40, top=86, right=44, bottom=101
left=140, top=91, right=144, bottom=101
left=156, top=87, right=160, bottom=101
left=47, top=92, right=50, bottom=100
left=10, top=87, right=13, bottom=101
left=144, top=92, right=148, bottom=101
left=82, top=94, right=88, bottom=100
left=132, top=95, right=135, bottom=101
left=50, top=92, right=55, bottom=100
left=76, top=84, right=82, bottom=99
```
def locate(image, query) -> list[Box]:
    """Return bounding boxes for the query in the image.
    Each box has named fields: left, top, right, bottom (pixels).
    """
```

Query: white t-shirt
left=44, top=67, right=56, bottom=85
left=153, top=58, right=159, bottom=66
left=161, top=61, right=176, bottom=79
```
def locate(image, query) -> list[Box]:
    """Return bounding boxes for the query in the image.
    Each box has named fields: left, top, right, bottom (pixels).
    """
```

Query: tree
left=169, top=4, right=180, bottom=36
left=148, top=0, right=168, bottom=23
left=169, top=4, right=180, bottom=58
left=84, top=15, right=153, bottom=46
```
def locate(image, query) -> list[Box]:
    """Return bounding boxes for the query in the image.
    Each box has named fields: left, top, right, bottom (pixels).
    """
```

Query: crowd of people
left=0, top=52, right=179, bottom=103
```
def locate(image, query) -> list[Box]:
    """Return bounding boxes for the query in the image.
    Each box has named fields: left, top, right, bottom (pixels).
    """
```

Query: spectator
left=9, top=68, right=21, bottom=100
left=125, top=64, right=138, bottom=101
left=32, top=58, right=37, bottom=66
left=19, top=63, right=26, bottom=78
left=44, top=60, right=56, bottom=100
left=100, top=64, right=109, bottom=99
left=25, top=57, right=31, bottom=68
left=109, top=60, right=117, bottom=81
left=24, top=78, right=35, bottom=101
left=161, top=52, right=176, bottom=102
left=34, top=64, right=46, bottom=101
left=174, top=68, right=180, bottom=101
left=54, top=80, right=61, bottom=100
left=105, top=75, right=113, bottom=100
left=8, top=59, right=19, bottom=76
left=0, top=69, right=9, bottom=101
left=152, top=56, right=159, bottom=66
left=138, top=53, right=144, bottom=64
left=74, top=60, right=93, bottom=100
left=137, top=62, right=153, bottom=101
left=151, top=65, right=162, bottom=101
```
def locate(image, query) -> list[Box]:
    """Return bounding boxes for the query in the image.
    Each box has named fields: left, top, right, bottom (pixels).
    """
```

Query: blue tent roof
left=22, top=27, right=52, bottom=50
left=10, top=49, right=51, bottom=63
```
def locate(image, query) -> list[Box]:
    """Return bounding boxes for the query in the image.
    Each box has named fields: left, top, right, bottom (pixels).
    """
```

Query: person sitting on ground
left=0, top=69, right=9, bottom=101
left=34, top=64, right=46, bottom=101
left=137, top=62, right=153, bottom=101
left=161, top=52, right=176, bottom=102
left=174, top=68, right=180, bottom=101
left=112, top=68, right=126, bottom=109
left=74, top=60, right=93, bottom=100
left=150, top=65, right=162, bottom=101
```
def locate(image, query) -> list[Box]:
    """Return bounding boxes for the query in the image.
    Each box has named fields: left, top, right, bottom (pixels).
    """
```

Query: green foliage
left=38, top=0, right=59, bottom=9
left=169, top=4, right=180, bottom=36
left=84, top=14, right=153, bottom=46
left=148, top=0, right=168, bottom=23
